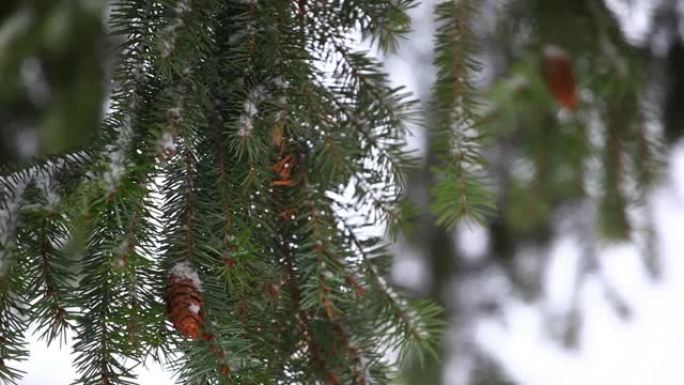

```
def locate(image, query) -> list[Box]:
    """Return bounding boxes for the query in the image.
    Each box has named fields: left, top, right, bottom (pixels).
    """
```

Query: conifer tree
left=0, top=1, right=442, bottom=384
left=400, top=0, right=666, bottom=384
left=0, top=0, right=672, bottom=385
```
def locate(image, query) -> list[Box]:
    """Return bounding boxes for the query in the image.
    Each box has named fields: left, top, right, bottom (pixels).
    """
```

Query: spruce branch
left=430, top=0, right=494, bottom=227
left=0, top=1, right=443, bottom=384
left=339, top=217, right=442, bottom=363
left=0, top=172, right=34, bottom=384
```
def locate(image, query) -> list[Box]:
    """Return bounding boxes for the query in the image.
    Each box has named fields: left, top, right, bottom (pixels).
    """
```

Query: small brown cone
left=166, top=261, right=204, bottom=339
left=542, top=45, right=578, bottom=111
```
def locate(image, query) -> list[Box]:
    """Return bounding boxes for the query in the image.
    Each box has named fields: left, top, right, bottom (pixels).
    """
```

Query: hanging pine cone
left=166, top=261, right=204, bottom=339
left=542, top=44, right=578, bottom=111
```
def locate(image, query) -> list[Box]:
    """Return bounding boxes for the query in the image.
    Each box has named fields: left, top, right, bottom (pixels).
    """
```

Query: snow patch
left=103, top=124, right=133, bottom=194
left=170, top=260, right=203, bottom=292
left=272, top=76, right=290, bottom=89
left=161, top=0, right=191, bottom=58
left=157, top=131, right=177, bottom=157
left=35, top=168, right=60, bottom=210
left=237, top=115, right=254, bottom=137
left=236, top=85, right=266, bottom=137
left=188, top=303, right=201, bottom=314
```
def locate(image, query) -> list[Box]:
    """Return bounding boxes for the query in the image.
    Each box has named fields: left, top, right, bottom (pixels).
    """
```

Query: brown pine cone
left=166, top=261, right=204, bottom=339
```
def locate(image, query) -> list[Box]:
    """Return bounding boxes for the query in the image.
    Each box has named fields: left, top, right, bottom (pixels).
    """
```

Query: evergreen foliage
left=0, top=0, right=669, bottom=385
left=430, top=0, right=494, bottom=227
left=401, top=1, right=666, bottom=383
left=0, top=1, right=443, bottom=384
left=482, top=0, right=660, bottom=243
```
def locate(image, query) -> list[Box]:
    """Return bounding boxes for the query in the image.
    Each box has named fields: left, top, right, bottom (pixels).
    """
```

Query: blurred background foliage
left=0, top=0, right=105, bottom=166
left=482, top=0, right=653, bottom=245
left=399, top=0, right=680, bottom=384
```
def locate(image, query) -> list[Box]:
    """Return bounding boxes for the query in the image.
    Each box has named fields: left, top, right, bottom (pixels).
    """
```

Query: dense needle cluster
left=0, top=1, right=441, bottom=384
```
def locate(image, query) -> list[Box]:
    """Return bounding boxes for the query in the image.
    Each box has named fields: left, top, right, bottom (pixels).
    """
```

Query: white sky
left=474, top=143, right=684, bottom=385
left=19, top=331, right=174, bottom=384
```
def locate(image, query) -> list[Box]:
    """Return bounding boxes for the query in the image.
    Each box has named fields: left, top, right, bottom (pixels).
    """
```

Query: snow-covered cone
left=166, top=261, right=204, bottom=339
